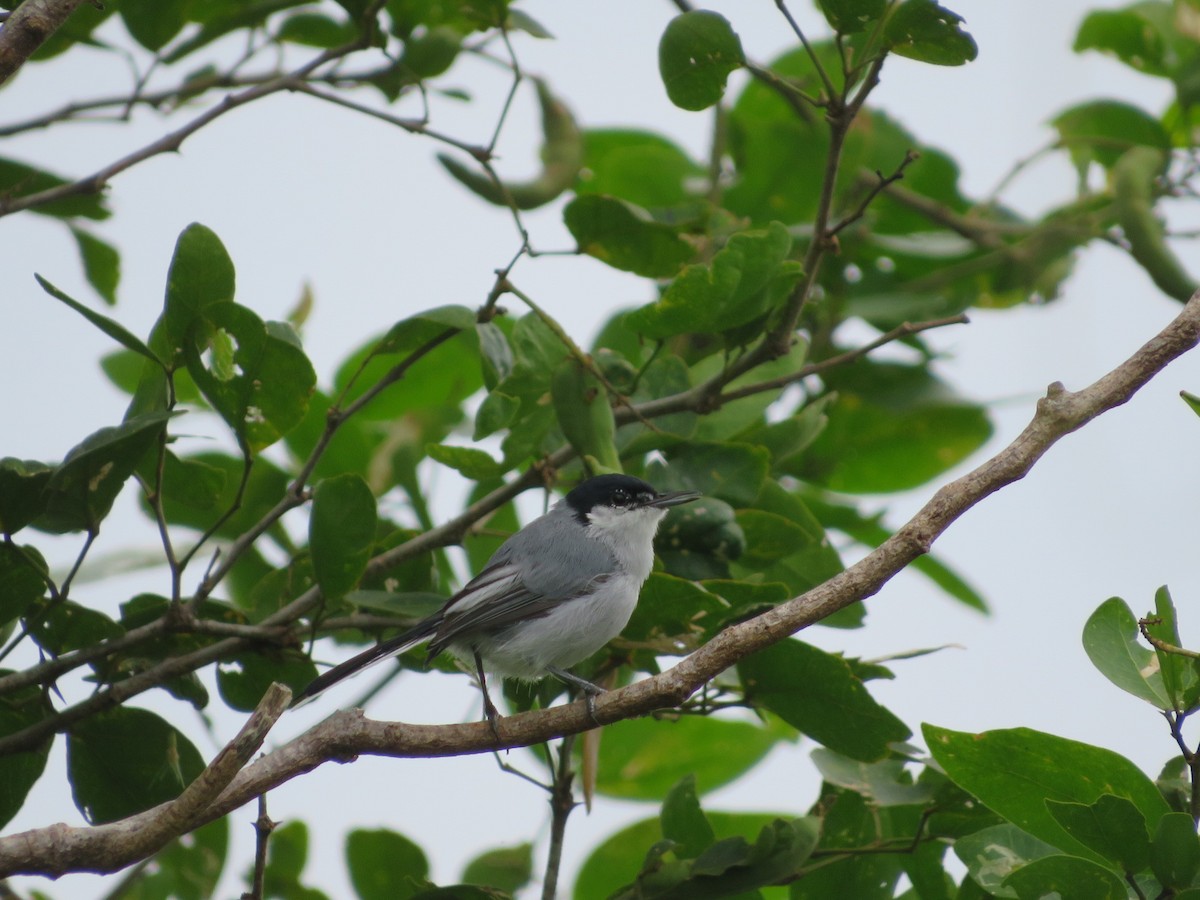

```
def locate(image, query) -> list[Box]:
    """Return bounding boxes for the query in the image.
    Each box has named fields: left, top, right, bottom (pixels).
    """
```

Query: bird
left=292, top=473, right=702, bottom=729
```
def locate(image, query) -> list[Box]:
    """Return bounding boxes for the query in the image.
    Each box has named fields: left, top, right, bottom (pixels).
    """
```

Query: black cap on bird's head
left=564, top=474, right=701, bottom=522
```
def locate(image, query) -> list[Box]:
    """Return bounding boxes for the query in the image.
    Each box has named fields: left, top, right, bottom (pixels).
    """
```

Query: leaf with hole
left=37, top=410, right=175, bottom=533
left=564, top=195, right=693, bottom=277
left=658, top=11, right=745, bottom=111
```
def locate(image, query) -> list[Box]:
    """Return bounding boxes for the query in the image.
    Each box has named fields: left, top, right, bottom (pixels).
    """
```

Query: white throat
left=584, top=504, right=667, bottom=583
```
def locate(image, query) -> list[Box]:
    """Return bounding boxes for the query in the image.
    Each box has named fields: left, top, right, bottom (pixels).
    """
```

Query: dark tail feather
left=290, top=617, right=440, bottom=708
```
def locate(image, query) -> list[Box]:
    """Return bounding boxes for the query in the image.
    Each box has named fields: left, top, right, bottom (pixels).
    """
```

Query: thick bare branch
left=2, top=293, right=1198, bottom=879
left=0, top=0, right=86, bottom=88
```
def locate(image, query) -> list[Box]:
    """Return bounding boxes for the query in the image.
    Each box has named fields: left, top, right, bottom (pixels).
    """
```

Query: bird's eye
left=612, top=488, right=629, bottom=505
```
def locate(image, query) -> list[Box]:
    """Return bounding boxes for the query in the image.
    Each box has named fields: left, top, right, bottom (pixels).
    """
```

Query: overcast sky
left=4, top=1, right=1200, bottom=897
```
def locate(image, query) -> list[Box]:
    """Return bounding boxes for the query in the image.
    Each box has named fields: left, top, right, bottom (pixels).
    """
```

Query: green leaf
left=661, top=775, right=716, bottom=859
left=564, top=195, right=693, bottom=277
left=954, top=823, right=1058, bottom=895
left=0, top=543, right=48, bottom=624
left=0, top=157, right=110, bottom=220
left=1003, top=854, right=1128, bottom=899
left=401, top=24, right=463, bottom=75
left=923, top=725, right=1171, bottom=864
left=162, top=0, right=311, bottom=63
left=36, top=274, right=161, bottom=367
left=28, top=601, right=123, bottom=657
left=473, top=390, right=520, bottom=440
left=0, top=677, right=54, bottom=829
left=551, top=357, right=620, bottom=473
left=119, top=0, right=188, bottom=50
left=622, top=571, right=729, bottom=641
left=67, top=707, right=205, bottom=824
left=576, top=813, right=783, bottom=900
left=1045, top=794, right=1152, bottom=874
left=69, top=227, right=120, bottom=305
left=724, top=47, right=830, bottom=227
left=309, top=474, right=377, bottom=599
left=740, top=639, right=910, bottom=760
left=577, top=130, right=705, bottom=209
left=787, top=793, right=901, bottom=897
left=1052, top=100, right=1170, bottom=172
left=155, top=452, right=286, bottom=542
left=277, top=12, right=358, bottom=47
left=121, top=818, right=228, bottom=900
left=1152, top=811, right=1200, bottom=888
left=37, top=410, right=175, bottom=533
left=666, top=442, right=769, bottom=507
left=792, top=360, right=992, bottom=493
left=811, top=748, right=936, bottom=807
left=1183, top=389, right=1200, bottom=419
left=0, top=458, right=53, bottom=536
left=153, top=223, right=236, bottom=369
left=626, top=223, right=794, bottom=339
left=733, top=509, right=811, bottom=567
left=375, top=305, right=476, bottom=356
left=884, top=0, right=978, bottom=66
left=332, top=327, right=479, bottom=424
left=475, top=321, right=512, bottom=389
left=185, top=304, right=316, bottom=453
left=262, top=820, right=331, bottom=900
left=818, top=0, right=887, bottom=34
left=426, top=443, right=505, bottom=479
left=593, top=714, right=786, bottom=800
left=1143, top=584, right=1200, bottom=710
left=1082, top=596, right=1169, bottom=708
left=461, top=843, right=532, bottom=893
left=345, top=828, right=430, bottom=900
left=217, top=650, right=318, bottom=712
left=658, top=11, right=745, bottom=111
left=1074, top=4, right=1177, bottom=78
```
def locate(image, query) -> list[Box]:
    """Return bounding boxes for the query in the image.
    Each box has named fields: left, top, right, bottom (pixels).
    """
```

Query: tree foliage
left=1, top=0, right=1200, bottom=897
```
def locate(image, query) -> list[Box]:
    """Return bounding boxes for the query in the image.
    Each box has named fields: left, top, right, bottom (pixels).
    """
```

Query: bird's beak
left=645, top=489, right=702, bottom=509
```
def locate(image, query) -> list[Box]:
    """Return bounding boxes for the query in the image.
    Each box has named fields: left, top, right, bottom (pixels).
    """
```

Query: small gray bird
left=292, top=474, right=701, bottom=726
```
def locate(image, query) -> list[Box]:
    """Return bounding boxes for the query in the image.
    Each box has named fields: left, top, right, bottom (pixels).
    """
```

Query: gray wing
left=428, top=510, right=617, bottom=653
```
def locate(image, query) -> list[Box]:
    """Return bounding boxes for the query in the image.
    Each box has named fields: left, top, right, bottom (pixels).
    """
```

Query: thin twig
left=541, top=735, right=578, bottom=900
left=828, top=150, right=920, bottom=238
left=241, top=792, right=276, bottom=900
left=775, top=0, right=837, bottom=101
left=0, top=5, right=386, bottom=218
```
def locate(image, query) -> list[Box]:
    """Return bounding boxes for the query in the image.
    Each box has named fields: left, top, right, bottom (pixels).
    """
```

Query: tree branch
left=0, top=0, right=87, bottom=88
left=3, top=292, right=1198, bottom=879
left=0, top=14, right=383, bottom=219
left=0, top=683, right=290, bottom=878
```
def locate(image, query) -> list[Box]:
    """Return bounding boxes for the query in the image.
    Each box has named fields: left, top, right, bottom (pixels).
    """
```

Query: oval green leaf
left=593, top=714, right=786, bottom=800
left=1003, top=854, right=1129, bottom=899
left=309, top=473, right=377, bottom=599
left=67, top=707, right=205, bottom=824
left=346, top=828, right=429, bottom=900
left=923, top=724, right=1171, bottom=864
left=564, top=195, right=693, bottom=277
left=1082, top=596, right=1169, bottom=708
left=740, top=639, right=910, bottom=761
left=884, top=0, right=978, bottom=66
left=658, top=11, right=745, bottom=111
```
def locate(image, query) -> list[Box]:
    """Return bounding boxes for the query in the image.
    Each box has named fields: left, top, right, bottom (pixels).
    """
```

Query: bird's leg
left=546, top=665, right=605, bottom=726
left=474, top=650, right=502, bottom=741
